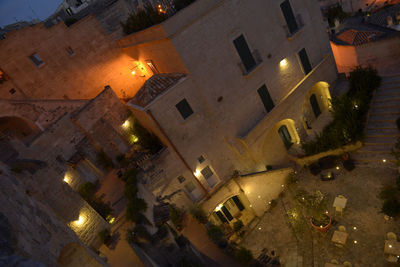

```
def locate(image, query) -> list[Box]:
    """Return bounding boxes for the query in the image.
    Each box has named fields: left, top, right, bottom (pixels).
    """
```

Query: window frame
left=257, top=84, right=275, bottom=113
left=297, top=47, right=312, bottom=75
left=29, top=53, right=44, bottom=67
left=175, top=98, right=194, bottom=120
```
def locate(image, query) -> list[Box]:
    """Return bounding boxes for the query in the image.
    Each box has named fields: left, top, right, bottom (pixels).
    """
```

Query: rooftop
left=336, top=29, right=385, bottom=45
left=129, top=73, right=186, bottom=108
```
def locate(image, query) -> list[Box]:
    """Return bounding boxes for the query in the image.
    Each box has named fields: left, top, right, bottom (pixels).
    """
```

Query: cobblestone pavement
left=241, top=165, right=400, bottom=267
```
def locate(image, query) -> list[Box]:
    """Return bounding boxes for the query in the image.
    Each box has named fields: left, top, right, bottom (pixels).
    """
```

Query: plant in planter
left=189, top=204, right=208, bottom=224
left=295, top=189, right=331, bottom=232
left=233, top=220, right=244, bottom=235
left=235, top=247, right=254, bottom=266
left=342, top=153, right=355, bottom=171
left=379, top=185, right=400, bottom=217
left=98, top=228, right=112, bottom=246
left=206, top=223, right=225, bottom=244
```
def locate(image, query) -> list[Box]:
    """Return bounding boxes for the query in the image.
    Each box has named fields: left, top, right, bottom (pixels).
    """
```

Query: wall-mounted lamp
left=131, top=62, right=146, bottom=77
left=280, top=58, right=288, bottom=68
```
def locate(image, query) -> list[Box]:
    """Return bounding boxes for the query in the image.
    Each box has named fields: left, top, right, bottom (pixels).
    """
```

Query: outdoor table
left=331, top=230, right=348, bottom=245
left=333, top=196, right=347, bottom=209
left=384, top=240, right=400, bottom=255
left=324, top=263, right=344, bottom=267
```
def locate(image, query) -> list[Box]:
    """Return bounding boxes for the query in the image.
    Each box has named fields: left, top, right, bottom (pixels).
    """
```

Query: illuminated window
left=29, top=53, right=44, bottom=67
left=145, top=60, right=159, bottom=74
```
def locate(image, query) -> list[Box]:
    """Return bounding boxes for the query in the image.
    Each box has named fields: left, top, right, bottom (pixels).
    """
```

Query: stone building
left=122, top=0, right=337, bottom=227
left=0, top=0, right=340, bottom=263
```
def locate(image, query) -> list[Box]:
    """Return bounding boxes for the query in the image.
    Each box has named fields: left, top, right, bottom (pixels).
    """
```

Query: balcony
left=237, top=49, right=263, bottom=76
left=283, top=14, right=304, bottom=39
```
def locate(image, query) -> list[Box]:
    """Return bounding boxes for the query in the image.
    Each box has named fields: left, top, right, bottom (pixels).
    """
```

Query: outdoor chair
left=343, top=261, right=352, bottom=267
left=330, top=259, right=339, bottom=264
left=386, top=254, right=398, bottom=263
left=335, top=206, right=343, bottom=216
left=339, top=225, right=346, bottom=232
left=387, top=232, right=397, bottom=241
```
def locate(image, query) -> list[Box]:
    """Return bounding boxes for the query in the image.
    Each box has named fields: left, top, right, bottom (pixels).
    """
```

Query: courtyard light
left=354, top=240, right=357, bottom=244
left=336, top=166, right=340, bottom=170
left=382, top=159, right=387, bottom=163
left=74, top=214, right=85, bottom=226
left=258, top=227, right=262, bottom=230
left=130, top=134, right=139, bottom=143
left=194, top=169, right=200, bottom=177
left=63, top=174, right=71, bottom=185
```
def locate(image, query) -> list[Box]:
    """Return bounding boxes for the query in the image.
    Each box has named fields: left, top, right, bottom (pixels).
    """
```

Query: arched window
left=309, top=94, right=321, bottom=118
left=278, top=125, right=293, bottom=150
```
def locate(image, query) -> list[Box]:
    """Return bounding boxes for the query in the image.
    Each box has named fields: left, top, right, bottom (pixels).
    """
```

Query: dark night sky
left=0, top=0, right=63, bottom=27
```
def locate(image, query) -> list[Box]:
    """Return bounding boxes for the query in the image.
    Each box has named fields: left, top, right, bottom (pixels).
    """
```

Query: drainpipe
left=146, top=109, right=209, bottom=197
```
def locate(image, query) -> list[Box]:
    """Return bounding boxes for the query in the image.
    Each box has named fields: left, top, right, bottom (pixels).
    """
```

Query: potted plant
left=295, top=189, right=331, bottom=232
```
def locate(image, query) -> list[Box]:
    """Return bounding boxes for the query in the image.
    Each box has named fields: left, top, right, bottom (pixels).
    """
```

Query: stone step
left=375, top=87, right=400, bottom=95
left=366, top=128, right=399, bottom=136
left=359, top=143, right=394, bottom=151
left=353, top=151, right=395, bottom=161
left=367, top=120, right=397, bottom=128
left=369, top=113, right=400, bottom=122
left=370, top=105, right=400, bottom=114
left=374, top=94, right=400, bottom=102
left=371, top=100, right=400, bottom=109
left=364, top=136, right=399, bottom=144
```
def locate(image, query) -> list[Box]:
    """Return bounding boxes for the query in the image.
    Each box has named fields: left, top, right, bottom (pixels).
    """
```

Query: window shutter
left=175, top=99, right=194, bottom=119
left=257, top=85, right=275, bottom=113
left=280, top=0, right=298, bottom=34
left=232, top=196, right=245, bottom=211
left=298, top=48, right=312, bottom=75
left=233, top=35, right=256, bottom=72
left=221, top=206, right=233, bottom=221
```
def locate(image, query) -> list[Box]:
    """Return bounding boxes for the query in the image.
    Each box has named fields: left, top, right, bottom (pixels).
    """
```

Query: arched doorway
left=278, top=125, right=293, bottom=150
left=302, top=82, right=331, bottom=131
left=209, top=195, right=254, bottom=228
left=309, top=94, right=321, bottom=118
left=0, top=116, right=41, bottom=144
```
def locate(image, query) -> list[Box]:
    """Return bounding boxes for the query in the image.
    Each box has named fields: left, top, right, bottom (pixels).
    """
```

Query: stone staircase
left=353, top=74, right=400, bottom=167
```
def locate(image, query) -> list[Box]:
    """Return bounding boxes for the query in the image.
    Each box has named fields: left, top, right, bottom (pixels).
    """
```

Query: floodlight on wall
left=279, top=58, right=288, bottom=68
left=122, top=120, right=130, bottom=129
left=63, top=174, right=71, bottom=185
left=74, top=214, right=85, bottom=226
left=215, top=204, right=223, bottom=211
left=131, top=62, right=146, bottom=77
left=194, top=169, right=200, bottom=177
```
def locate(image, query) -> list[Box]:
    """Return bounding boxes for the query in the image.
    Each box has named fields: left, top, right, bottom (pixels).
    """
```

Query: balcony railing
left=283, top=14, right=304, bottom=38
left=237, top=49, right=263, bottom=76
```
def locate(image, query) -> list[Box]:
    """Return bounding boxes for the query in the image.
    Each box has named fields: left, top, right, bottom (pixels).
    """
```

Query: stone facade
left=124, top=0, right=337, bottom=218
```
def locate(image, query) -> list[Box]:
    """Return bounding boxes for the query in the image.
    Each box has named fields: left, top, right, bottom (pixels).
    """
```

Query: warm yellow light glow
left=382, top=159, right=387, bottom=163
left=215, top=204, right=223, bottom=211
left=258, top=195, right=261, bottom=199
left=63, top=174, right=71, bottom=184
left=258, top=227, right=262, bottom=230
left=131, top=70, right=136, bottom=75
left=108, top=217, right=115, bottom=224
left=336, top=166, right=340, bottom=170
left=353, top=226, right=357, bottom=230
left=130, top=135, right=139, bottom=143
left=122, top=120, right=130, bottom=129
left=280, top=58, right=288, bottom=67
left=194, top=169, right=200, bottom=177
left=354, top=240, right=357, bottom=244
left=74, top=215, right=85, bottom=226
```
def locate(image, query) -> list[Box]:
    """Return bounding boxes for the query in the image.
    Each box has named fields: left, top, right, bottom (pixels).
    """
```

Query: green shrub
left=97, top=150, right=114, bottom=169
left=233, top=220, right=244, bottom=233
left=286, top=172, right=298, bottom=185
left=235, top=247, right=253, bottom=266
left=122, top=168, right=138, bottom=184
left=78, top=182, right=97, bottom=201
left=325, top=5, right=347, bottom=27
left=169, top=205, right=183, bottom=229
left=116, top=154, right=129, bottom=167
left=189, top=204, right=208, bottom=224
left=379, top=186, right=398, bottom=200
left=64, top=18, right=77, bottom=27
left=90, top=199, right=113, bottom=220
left=98, top=228, right=111, bottom=244
left=174, top=0, right=196, bottom=11
left=206, top=224, right=224, bottom=244
left=381, top=199, right=400, bottom=217
left=121, top=5, right=167, bottom=35
left=132, top=225, right=152, bottom=242
left=301, top=66, right=380, bottom=156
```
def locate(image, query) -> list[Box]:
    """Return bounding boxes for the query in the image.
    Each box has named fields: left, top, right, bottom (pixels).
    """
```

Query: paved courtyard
left=241, top=164, right=400, bottom=266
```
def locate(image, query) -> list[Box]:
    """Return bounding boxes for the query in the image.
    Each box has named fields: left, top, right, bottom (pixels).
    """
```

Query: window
left=298, top=48, right=312, bottom=75
left=278, top=125, right=293, bottom=150
left=184, top=181, right=196, bottom=193
left=280, top=0, right=298, bottom=34
left=257, top=85, right=274, bottom=113
left=198, top=155, right=205, bottom=164
left=201, top=166, right=214, bottom=180
left=29, top=53, right=44, bottom=67
left=177, top=175, right=185, bottom=184
left=145, top=60, right=159, bottom=74
left=66, top=46, right=74, bottom=56
left=232, top=195, right=245, bottom=211
left=233, top=35, right=256, bottom=73
left=175, top=98, right=193, bottom=120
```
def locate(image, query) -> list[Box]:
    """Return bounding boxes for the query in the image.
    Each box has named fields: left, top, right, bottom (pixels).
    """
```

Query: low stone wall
left=288, top=141, right=362, bottom=166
